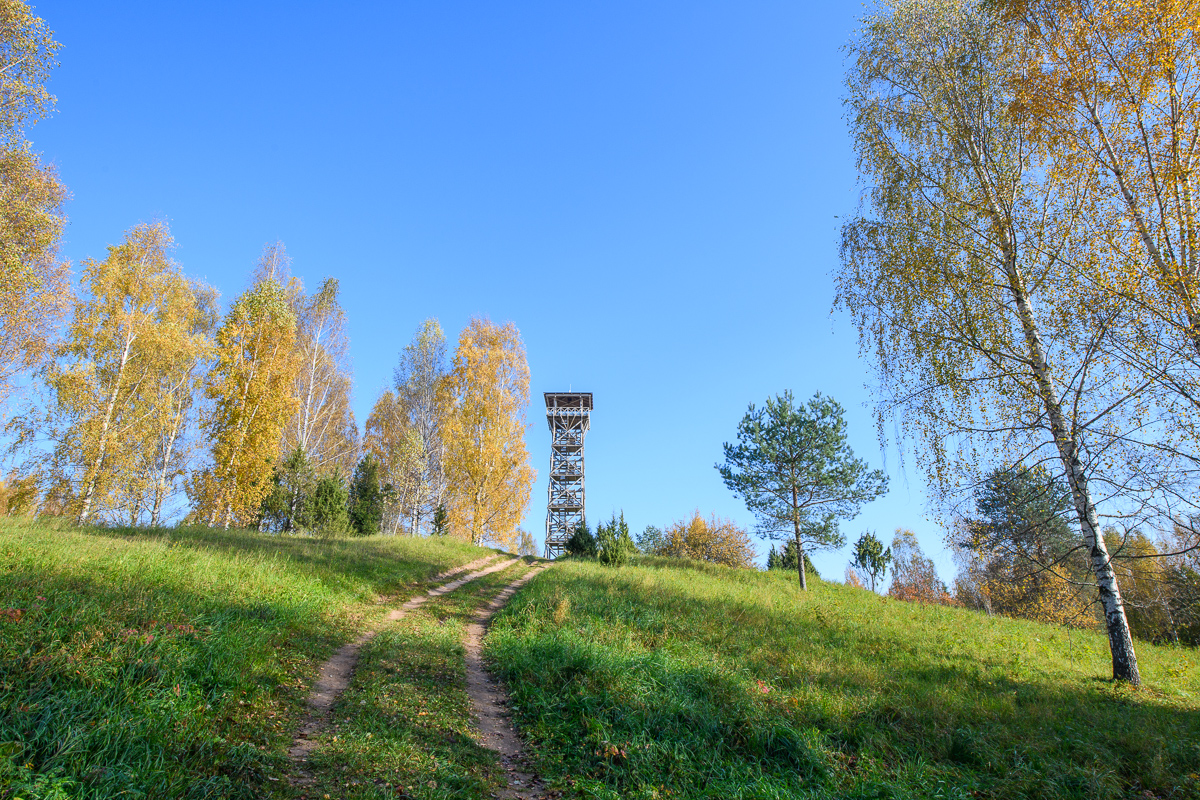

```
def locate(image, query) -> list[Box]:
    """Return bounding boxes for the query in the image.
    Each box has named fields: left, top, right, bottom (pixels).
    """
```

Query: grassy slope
left=487, top=556, right=1200, bottom=800
left=0, top=520, right=491, bottom=800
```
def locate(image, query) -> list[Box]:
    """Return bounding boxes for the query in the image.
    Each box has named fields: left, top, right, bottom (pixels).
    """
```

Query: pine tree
left=718, top=391, right=886, bottom=588
left=565, top=521, right=597, bottom=558
left=348, top=454, right=384, bottom=536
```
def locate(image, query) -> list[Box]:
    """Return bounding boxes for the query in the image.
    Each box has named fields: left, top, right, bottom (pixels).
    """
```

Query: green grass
left=293, top=558, right=540, bottom=800
left=0, top=519, right=491, bottom=800
left=6, top=521, right=1198, bottom=800
left=486, top=556, right=1200, bottom=800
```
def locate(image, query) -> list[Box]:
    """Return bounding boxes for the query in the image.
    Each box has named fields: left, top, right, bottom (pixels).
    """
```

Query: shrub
left=658, top=511, right=756, bottom=568
left=596, top=512, right=636, bottom=567
left=565, top=521, right=597, bottom=558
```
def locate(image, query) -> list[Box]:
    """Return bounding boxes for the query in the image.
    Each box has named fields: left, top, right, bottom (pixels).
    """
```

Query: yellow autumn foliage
left=191, top=245, right=300, bottom=529
left=439, top=318, right=535, bottom=550
left=658, top=511, right=757, bottom=569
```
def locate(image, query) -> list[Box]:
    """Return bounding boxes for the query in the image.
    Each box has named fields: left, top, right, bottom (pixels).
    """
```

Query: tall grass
left=487, top=556, right=1200, bottom=799
left=0, top=519, right=489, bottom=799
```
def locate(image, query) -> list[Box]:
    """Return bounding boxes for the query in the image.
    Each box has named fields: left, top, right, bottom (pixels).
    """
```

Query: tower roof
left=544, top=392, right=593, bottom=410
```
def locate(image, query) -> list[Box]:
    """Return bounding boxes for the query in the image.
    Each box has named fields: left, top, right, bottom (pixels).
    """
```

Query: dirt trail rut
left=288, top=554, right=518, bottom=780
left=466, top=565, right=551, bottom=799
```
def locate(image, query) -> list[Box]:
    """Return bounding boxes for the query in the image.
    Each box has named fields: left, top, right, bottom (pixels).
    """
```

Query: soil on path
left=288, top=553, right=519, bottom=784
left=466, top=565, right=552, bottom=800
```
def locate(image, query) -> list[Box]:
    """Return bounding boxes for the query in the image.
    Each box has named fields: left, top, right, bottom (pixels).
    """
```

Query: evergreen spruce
left=431, top=504, right=450, bottom=536
left=565, top=521, right=597, bottom=558
left=348, top=454, right=384, bottom=536
left=308, top=472, right=350, bottom=537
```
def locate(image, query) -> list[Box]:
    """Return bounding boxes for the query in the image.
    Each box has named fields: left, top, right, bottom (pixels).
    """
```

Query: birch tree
left=838, top=0, right=1152, bottom=682
left=363, top=389, right=421, bottom=534
left=190, top=245, right=300, bottom=529
left=282, top=277, right=356, bottom=475
left=1001, top=0, right=1200, bottom=355
left=26, top=223, right=212, bottom=524
left=0, top=1, right=69, bottom=414
left=393, top=318, right=448, bottom=534
left=989, top=0, right=1200, bottom=528
left=110, top=282, right=216, bottom=525
left=439, top=318, right=535, bottom=549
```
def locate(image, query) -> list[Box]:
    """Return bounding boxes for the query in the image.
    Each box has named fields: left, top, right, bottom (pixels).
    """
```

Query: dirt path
left=466, top=565, right=551, bottom=799
left=288, top=554, right=519, bottom=783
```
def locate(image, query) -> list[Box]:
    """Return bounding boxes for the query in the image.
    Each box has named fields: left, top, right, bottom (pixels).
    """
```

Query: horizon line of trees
left=0, top=222, right=537, bottom=550
left=0, top=3, right=536, bottom=549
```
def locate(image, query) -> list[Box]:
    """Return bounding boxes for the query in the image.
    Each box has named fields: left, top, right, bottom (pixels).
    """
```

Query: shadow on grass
left=0, top=565, right=357, bottom=800
left=486, top=563, right=1200, bottom=800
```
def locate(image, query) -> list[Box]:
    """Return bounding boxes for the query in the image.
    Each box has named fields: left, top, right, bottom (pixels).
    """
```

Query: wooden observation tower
left=544, top=392, right=592, bottom=558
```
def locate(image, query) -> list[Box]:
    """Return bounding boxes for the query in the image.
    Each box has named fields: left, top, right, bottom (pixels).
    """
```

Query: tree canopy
left=718, top=391, right=887, bottom=589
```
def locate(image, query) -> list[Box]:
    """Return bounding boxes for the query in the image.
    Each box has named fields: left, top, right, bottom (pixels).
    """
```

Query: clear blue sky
left=30, top=1, right=954, bottom=581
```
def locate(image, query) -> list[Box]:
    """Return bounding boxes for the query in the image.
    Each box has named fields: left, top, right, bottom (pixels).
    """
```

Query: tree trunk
left=967, top=126, right=1142, bottom=684
left=1004, top=253, right=1141, bottom=684
left=150, top=404, right=184, bottom=528
left=79, top=332, right=136, bottom=524
left=795, top=536, right=807, bottom=591
left=791, top=485, right=807, bottom=590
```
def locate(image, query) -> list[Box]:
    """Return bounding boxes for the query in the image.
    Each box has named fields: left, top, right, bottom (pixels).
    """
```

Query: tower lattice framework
left=544, top=392, right=592, bottom=558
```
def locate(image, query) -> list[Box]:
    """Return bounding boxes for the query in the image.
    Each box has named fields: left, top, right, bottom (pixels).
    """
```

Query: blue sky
left=29, top=1, right=954, bottom=580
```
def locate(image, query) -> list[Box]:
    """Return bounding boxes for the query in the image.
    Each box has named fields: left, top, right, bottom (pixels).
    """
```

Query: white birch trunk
left=1003, top=250, right=1141, bottom=684
left=150, top=409, right=182, bottom=528
left=78, top=332, right=136, bottom=524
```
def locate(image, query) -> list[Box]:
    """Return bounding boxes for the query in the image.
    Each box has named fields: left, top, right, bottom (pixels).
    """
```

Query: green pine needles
left=717, top=390, right=887, bottom=589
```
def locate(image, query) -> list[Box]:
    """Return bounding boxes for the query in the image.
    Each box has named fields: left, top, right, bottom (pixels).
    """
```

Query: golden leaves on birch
left=439, top=318, right=535, bottom=549
left=0, top=0, right=60, bottom=143
left=0, top=147, right=67, bottom=409
left=190, top=245, right=300, bottom=529
left=31, top=222, right=214, bottom=523
left=1002, top=0, right=1200, bottom=449
left=363, top=389, right=422, bottom=535
left=0, top=2, right=67, bottom=411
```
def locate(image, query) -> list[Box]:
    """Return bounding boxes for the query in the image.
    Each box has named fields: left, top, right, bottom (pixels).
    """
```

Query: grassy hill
left=2, top=524, right=1197, bottom=800
left=487, top=557, right=1200, bottom=800
left=0, top=520, right=492, bottom=799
